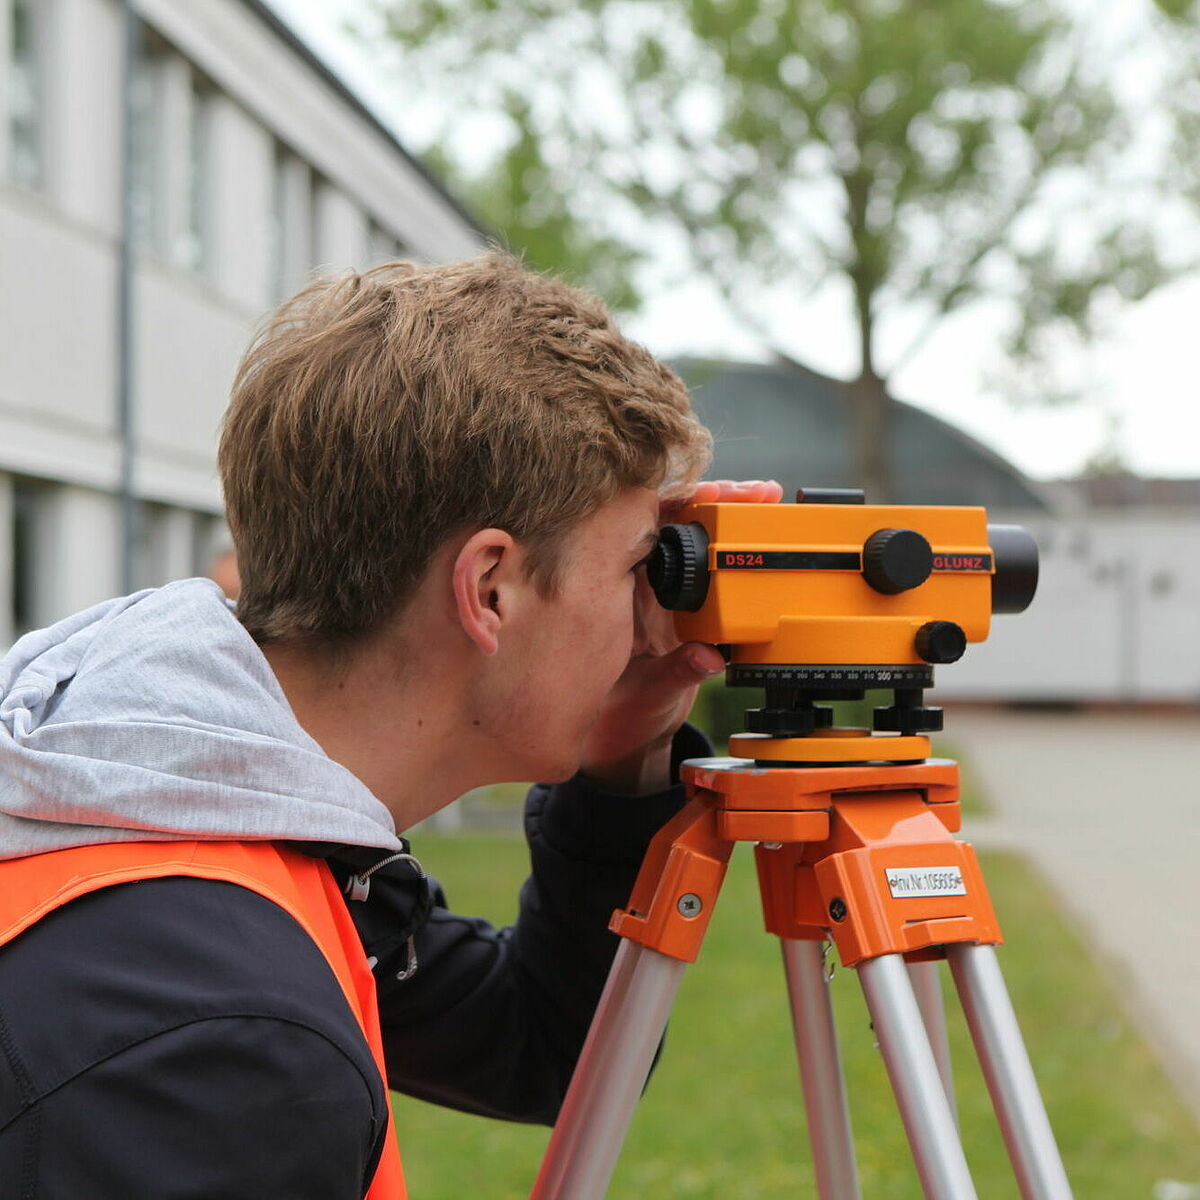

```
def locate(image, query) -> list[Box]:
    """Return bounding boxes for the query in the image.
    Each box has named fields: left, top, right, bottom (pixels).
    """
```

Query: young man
left=0, top=253, right=778, bottom=1197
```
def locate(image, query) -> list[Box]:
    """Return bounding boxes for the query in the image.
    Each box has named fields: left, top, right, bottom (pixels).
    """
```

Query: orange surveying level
left=531, top=489, right=1071, bottom=1200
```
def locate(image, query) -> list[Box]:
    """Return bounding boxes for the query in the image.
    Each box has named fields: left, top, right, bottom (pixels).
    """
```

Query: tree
left=369, top=0, right=1193, bottom=498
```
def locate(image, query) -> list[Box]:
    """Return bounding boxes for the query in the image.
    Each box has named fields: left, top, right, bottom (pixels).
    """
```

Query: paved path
left=944, top=706, right=1200, bottom=1125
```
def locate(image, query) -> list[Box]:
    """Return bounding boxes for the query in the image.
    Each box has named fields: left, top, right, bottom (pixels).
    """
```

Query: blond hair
left=218, top=252, right=710, bottom=644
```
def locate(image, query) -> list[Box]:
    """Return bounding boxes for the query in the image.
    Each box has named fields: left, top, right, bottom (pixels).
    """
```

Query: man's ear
left=451, top=528, right=519, bottom=655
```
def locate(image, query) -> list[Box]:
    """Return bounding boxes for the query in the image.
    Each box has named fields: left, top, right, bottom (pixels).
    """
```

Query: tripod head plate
left=729, top=731, right=932, bottom=765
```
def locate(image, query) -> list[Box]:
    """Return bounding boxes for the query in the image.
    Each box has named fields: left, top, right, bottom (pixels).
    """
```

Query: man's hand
left=579, top=480, right=783, bottom=794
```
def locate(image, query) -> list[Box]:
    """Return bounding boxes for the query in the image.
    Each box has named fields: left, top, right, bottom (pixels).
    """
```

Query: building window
left=133, top=502, right=165, bottom=591
left=134, top=504, right=229, bottom=591
left=177, top=74, right=215, bottom=274
left=367, top=218, right=406, bottom=266
left=11, top=476, right=48, bottom=636
left=269, top=142, right=316, bottom=301
left=7, top=0, right=45, bottom=189
left=129, top=29, right=218, bottom=279
left=129, top=27, right=168, bottom=253
left=268, top=141, right=290, bottom=300
left=191, top=512, right=226, bottom=578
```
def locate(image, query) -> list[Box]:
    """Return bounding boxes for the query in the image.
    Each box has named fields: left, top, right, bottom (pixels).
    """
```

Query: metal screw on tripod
left=822, top=941, right=837, bottom=982
left=829, top=897, right=848, bottom=922
left=761, top=841, right=783, bottom=851
left=677, top=893, right=703, bottom=918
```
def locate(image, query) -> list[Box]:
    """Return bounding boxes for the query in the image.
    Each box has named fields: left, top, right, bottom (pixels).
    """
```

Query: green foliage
left=438, top=120, right=643, bottom=311
left=370, top=0, right=1193, bottom=405
left=1155, top=0, right=1199, bottom=18
left=686, top=676, right=762, bottom=751
left=687, top=678, right=883, bottom=750
left=392, top=836, right=1200, bottom=1198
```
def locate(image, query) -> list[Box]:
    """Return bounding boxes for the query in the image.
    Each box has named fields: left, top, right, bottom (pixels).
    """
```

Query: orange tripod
left=531, top=730, right=1073, bottom=1200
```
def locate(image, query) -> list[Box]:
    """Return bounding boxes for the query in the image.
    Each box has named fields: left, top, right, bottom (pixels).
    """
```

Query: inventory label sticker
left=885, top=866, right=967, bottom=899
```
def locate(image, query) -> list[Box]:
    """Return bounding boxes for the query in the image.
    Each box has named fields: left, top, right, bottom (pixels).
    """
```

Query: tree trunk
left=845, top=370, right=892, bottom=503
left=842, top=152, right=892, bottom=502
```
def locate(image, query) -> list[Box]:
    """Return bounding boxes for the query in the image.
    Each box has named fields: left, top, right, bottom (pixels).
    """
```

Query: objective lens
left=989, top=525, right=1039, bottom=614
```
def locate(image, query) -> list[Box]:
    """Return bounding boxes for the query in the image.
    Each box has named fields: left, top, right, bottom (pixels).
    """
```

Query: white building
left=0, top=0, right=484, bottom=642
left=944, top=484, right=1200, bottom=705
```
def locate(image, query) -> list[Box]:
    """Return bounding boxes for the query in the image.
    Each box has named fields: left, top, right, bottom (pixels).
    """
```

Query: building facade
left=0, top=0, right=484, bottom=642
left=944, top=491, right=1200, bottom=705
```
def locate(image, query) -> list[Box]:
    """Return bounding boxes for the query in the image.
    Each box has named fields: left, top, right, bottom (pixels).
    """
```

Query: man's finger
left=685, top=642, right=725, bottom=677
left=653, top=641, right=724, bottom=687
left=681, top=479, right=783, bottom=506
left=620, top=642, right=723, bottom=697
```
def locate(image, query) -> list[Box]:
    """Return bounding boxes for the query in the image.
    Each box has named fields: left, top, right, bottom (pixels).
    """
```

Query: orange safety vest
left=0, top=839, right=406, bottom=1199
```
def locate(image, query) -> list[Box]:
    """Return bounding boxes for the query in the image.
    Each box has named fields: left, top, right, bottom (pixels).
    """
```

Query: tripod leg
left=781, top=940, right=862, bottom=1200
left=858, top=954, right=979, bottom=1200
left=908, top=960, right=957, bottom=1125
left=531, top=939, right=686, bottom=1200
left=946, top=943, right=1073, bottom=1200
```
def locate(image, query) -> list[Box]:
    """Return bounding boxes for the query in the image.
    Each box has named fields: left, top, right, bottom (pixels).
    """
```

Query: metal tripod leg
left=781, top=940, right=862, bottom=1200
left=946, top=943, right=1073, bottom=1200
left=859, top=954, right=980, bottom=1200
left=531, top=939, right=687, bottom=1200
left=908, top=960, right=957, bottom=1124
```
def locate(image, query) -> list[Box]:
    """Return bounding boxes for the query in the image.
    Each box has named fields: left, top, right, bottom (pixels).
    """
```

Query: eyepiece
left=988, top=524, right=1039, bottom=613
left=647, top=522, right=710, bottom=612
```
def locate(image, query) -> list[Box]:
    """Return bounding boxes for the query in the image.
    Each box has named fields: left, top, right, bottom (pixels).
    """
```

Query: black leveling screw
left=829, top=897, right=848, bottom=923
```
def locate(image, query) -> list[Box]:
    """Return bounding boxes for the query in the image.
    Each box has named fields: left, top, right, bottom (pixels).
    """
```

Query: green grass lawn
left=392, top=835, right=1200, bottom=1199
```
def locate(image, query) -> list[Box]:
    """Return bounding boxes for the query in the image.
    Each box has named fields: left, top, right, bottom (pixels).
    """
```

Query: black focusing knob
left=647, top=522, right=710, bottom=612
left=915, top=620, right=967, bottom=664
left=862, top=528, right=933, bottom=595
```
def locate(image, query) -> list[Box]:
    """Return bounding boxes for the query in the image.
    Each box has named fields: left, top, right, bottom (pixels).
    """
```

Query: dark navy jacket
left=0, top=726, right=708, bottom=1199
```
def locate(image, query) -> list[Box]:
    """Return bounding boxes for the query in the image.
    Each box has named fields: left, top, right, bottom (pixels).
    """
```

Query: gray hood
left=0, top=579, right=403, bottom=860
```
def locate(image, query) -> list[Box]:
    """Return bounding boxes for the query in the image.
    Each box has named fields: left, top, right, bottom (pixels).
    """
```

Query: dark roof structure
left=674, top=358, right=1050, bottom=511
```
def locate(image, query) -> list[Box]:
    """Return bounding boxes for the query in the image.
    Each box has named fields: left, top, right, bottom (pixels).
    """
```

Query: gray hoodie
left=0, top=578, right=403, bottom=860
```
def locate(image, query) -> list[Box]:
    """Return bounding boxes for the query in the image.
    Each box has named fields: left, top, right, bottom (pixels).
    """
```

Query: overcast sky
left=266, top=0, right=1200, bottom=483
